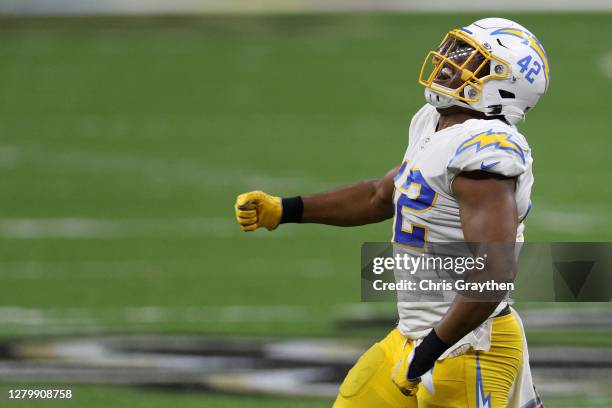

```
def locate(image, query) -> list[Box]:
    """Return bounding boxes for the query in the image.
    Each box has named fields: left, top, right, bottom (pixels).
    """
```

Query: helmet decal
left=449, top=129, right=526, bottom=166
left=491, top=28, right=550, bottom=88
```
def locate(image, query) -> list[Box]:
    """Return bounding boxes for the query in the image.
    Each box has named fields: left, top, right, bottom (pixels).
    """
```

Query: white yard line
left=0, top=257, right=336, bottom=281
left=0, top=217, right=295, bottom=239
left=601, top=52, right=612, bottom=79
left=0, top=145, right=20, bottom=169
left=0, top=305, right=316, bottom=328
left=0, top=303, right=609, bottom=333
left=0, top=217, right=224, bottom=239
left=528, top=208, right=609, bottom=234
left=4, top=145, right=329, bottom=191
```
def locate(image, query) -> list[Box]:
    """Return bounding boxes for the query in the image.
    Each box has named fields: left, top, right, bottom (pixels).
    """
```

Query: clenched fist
left=234, top=190, right=282, bottom=231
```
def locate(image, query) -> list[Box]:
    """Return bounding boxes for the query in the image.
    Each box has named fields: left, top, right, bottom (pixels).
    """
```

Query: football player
left=235, top=17, right=546, bottom=407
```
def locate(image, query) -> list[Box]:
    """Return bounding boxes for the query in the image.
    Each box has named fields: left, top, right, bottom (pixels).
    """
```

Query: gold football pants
left=333, top=313, right=523, bottom=408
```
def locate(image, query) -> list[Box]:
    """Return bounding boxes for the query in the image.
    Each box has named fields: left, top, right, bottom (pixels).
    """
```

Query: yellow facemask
left=419, top=29, right=511, bottom=104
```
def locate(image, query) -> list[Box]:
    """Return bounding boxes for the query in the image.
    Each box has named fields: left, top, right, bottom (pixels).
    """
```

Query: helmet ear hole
left=499, top=89, right=516, bottom=99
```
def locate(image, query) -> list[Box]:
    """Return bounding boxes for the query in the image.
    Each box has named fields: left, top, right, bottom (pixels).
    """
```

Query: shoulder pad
left=447, top=128, right=529, bottom=177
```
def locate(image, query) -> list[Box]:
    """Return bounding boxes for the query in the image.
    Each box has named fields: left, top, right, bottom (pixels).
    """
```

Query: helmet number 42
left=517, top=55, right=542, bottom=84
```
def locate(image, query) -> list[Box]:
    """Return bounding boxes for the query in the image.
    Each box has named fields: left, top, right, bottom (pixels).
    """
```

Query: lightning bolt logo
left=451, top=129, right=526, bottom=164
left=492, top=27, right=549, bottom=88
left=475, top=352, right=492, bottom=408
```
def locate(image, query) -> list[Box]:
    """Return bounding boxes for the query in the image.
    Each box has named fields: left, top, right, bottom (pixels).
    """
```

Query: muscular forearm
left=405, top=298, right=501, bottom=382
left=235, top=166, right=398, bottom=231
left=435, top=253, right=515, bottom=345
left=301, top=179, right=393, bottom=226
left=435, top=172, right=518, bottom=346
left=407, top=247, right=516, bottom=381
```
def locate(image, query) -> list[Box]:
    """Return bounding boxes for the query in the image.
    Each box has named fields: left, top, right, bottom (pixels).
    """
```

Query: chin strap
left=425, top=88, right=455, bottom=108
left=425, top=87, right=476, bottom=112
left=426, top=88, right=526, bottom=125
left=498, top=105, right=526, bottom=124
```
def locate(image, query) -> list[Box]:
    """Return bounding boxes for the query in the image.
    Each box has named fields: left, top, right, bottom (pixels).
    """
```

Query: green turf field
left=0, top=13, right=610, bottom=407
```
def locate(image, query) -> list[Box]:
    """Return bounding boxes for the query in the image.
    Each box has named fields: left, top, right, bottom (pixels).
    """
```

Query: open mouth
left=437, top=66, right=454, bottom=81
left=434, top=65, right=459, bottom=87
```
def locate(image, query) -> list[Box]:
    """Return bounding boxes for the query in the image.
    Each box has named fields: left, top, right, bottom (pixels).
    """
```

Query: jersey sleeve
left=447, top=129, right=529, bottom=178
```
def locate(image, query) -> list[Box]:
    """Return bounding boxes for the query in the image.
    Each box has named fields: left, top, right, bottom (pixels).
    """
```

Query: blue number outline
left=393, top=163, right=437, bottom=248
left=517, top=55, right=541, bottom=84
left=398, top=168, right=438, bottom=213
left=517, top=55, right=532, bottom=73
left=525, top=60, right=541, bottom=84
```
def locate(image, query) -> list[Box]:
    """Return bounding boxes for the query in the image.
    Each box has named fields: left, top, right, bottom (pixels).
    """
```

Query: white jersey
left=393, top=104, right=533, bottom=339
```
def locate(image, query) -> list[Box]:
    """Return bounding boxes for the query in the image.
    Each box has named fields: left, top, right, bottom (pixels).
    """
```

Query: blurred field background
left=0, top=8, right=611, bottom=408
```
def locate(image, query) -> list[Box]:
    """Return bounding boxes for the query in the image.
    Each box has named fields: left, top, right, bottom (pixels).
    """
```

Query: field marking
left=0, top=257, right=337, bottom=282
left=5, top=145, right=330, bottom=191
left=0, top=306, right=100, bottom=328
left=529, top=209, right=605, bottom=234
left=0, top=145, right=19, bottom=169
left=0, top=305, right=316, bottom=328
left=0, top=217, right=295, bottom=239
left=601, top=52, right=612, bottom=79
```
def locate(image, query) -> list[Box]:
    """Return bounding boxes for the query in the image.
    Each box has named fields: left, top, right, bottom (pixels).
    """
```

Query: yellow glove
left=234, top=190, right=282, bottom=231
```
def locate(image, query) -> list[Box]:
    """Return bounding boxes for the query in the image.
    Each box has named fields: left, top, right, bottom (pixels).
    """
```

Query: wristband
left=407, top=329, right=449, bottom=380
left=280, top=196, right=303, bottom=224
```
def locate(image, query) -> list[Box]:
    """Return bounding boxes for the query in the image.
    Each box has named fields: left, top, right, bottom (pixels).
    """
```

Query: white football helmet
left=419, top=18, right=549, bottom=124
